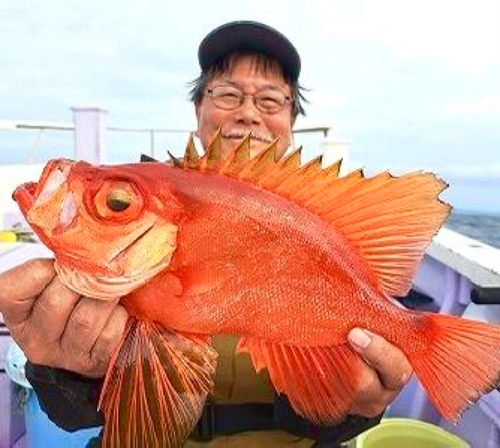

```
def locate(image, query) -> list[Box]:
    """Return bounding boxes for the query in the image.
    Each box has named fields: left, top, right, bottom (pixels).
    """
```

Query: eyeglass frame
left=205, top=85, right=292, bottom=114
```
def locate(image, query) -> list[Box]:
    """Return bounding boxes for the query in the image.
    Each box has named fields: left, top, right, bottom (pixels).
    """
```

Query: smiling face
left=195, top=54, right=294, bottom=159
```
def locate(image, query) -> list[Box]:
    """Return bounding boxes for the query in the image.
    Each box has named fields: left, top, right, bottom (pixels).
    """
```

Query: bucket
left=6, top=342, right=102, bottom=448
left=355, top=418, right=470, bottom=448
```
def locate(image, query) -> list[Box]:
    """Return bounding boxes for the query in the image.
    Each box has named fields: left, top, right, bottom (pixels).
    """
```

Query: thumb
left=348, top=328, right=412, bottom=391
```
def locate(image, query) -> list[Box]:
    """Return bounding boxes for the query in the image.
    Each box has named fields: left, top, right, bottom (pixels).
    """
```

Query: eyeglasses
left=206, top=85, right=291, bottom=114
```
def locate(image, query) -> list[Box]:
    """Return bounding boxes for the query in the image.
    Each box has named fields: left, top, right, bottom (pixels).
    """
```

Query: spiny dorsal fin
left=323, top=159, right=342, bottom=178
left=167, top=151, right=182, bottom=167
left=277, top=154, right=324, bottom=198
left=238, top=139, right=279, bottom=181
left=258, top=147, right=302, bottom=189
left=183, top=134, right=200, bottom=169
left=292, top=159, right=343, bottom=203
left=219, top=134, right=252, bottom=176
left=199, top=129, right=222, bottom=172
left=176, top=132, right=451, bottom=297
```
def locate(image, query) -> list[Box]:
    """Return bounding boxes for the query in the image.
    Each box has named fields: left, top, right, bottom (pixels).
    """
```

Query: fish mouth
left=13, top=159, right=75, bottom=214
left=13, top=182, right=38, bottom=213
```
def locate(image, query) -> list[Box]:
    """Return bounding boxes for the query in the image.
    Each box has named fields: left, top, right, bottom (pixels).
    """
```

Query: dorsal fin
left=275, top=154, right=323, bottom=198
left=238, top=139, right=279, bottom=181
left=173, top=133, right=451, bottom=297
left=199, top=129, right=222, bottom=172
left=219, top=134, right=252, bottom=176
left=292, top=159, right=342, bottom=203
left=183, top=133, right=200, bottom=169
left=258, top=148, right=302, bottom=189
left=167, top=151, right=182, bottom=167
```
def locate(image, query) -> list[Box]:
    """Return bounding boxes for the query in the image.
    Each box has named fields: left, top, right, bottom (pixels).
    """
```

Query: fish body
left=125, top=165, right=416, bottom=347
left=13, top=135, right=500, bottom=447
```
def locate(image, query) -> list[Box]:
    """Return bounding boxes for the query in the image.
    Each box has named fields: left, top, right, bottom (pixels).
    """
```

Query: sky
left=0, top=0, right=499, bottom=213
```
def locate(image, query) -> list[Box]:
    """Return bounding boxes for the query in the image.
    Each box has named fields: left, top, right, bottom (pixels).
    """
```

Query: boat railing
left=0, top=118, right=332, bottom=163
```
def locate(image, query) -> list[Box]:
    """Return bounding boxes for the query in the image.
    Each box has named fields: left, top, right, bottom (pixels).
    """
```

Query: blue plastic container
left=24, top=391, right=102, bottom=448
left=6, top=342, right=102, bottom=448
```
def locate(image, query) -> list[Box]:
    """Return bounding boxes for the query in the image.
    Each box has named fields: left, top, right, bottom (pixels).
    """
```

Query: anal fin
left=237, top=337, right=362, bottom=425
left=99, top=319, right=217, bottom=448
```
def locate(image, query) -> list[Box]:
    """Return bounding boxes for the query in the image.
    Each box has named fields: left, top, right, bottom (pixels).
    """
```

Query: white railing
left=0, top=117, right=333, bottom=164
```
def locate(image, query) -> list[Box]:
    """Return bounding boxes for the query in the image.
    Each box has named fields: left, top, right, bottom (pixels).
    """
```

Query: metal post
left=71, top=107, right=108, bottom=164
left=150, top=130, right=155, bottom=158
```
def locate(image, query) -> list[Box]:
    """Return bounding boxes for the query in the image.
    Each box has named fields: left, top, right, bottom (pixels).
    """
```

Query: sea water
left=446, top=210, right=500, bottom=249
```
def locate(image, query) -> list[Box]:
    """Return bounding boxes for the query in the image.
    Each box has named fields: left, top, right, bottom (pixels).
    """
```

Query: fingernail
left=348, top=328, right=372, bottom=348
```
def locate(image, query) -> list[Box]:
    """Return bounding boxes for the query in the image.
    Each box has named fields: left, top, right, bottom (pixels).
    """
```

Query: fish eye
left=106, top=189, right=133, bottom=212
left=92, top=179, right=143, bottom=221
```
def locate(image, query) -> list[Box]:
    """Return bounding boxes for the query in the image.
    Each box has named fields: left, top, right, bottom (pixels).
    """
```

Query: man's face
left=196, top=55, right=294, bottom=159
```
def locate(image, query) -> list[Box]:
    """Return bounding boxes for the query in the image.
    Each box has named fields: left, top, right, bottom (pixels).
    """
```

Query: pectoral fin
left=99, top=319, right=217, bottom=448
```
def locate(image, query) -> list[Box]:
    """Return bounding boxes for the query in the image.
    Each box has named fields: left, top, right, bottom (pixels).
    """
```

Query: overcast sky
left=0, top=0, right=499, bottom=213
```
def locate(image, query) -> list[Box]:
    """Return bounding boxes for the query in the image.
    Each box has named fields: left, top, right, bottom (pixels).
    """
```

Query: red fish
left=13, top=134, right=500, bottom=447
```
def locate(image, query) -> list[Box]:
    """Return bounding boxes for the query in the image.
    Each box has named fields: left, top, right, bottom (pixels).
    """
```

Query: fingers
left=348, top=328, right=412, bottom=391
left=88, top=303, right=129, bottom=377
left=0, top=258, right=129, bottom=378
left=28, top=294, right=128, bottom=376
left=62, top=296, right=120, bottom=355
left=27, top=275, right=81, bottom=345
left=60, top=296, right=128, bottom=376
left=0, top=259, right=56, bottom=327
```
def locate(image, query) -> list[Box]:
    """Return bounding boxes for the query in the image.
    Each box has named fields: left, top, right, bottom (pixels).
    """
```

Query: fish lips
left=13, top=182, right=37, bottom=215
left=13, top=159, right=75, bottom=215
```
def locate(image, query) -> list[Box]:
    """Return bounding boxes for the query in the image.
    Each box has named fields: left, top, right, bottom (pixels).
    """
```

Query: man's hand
left=0, top=258, right=128, bottom=378
left=347, top=328, right=412, bottom=417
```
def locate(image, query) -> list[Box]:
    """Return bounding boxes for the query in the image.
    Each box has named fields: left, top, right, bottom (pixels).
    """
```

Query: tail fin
left=99, top=319, right=217, bottom=448
left=409, top=313, right=500, bottom=421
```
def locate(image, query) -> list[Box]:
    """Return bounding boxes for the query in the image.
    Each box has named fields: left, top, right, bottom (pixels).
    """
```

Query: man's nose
left=235, top=96, right=262, bottom=124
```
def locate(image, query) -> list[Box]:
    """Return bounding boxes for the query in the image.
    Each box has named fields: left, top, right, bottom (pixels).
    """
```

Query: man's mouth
left=222, top=130, right=272, bottom=144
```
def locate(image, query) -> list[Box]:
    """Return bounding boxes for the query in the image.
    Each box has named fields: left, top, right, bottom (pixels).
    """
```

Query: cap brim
left=198, top=21, right=300, bottom=81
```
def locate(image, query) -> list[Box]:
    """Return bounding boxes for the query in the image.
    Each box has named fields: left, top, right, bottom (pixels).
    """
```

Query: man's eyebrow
left=214, top=79, right=288, bottom=91
left=214, top=80, right=240, bottom=88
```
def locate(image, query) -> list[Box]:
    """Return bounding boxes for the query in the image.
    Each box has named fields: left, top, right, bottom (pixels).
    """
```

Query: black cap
left=198, top=21, right=301, bottom=81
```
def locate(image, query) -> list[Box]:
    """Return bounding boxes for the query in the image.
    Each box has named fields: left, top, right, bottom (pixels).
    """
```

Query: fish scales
left=130, top=165, right=389, bottom=343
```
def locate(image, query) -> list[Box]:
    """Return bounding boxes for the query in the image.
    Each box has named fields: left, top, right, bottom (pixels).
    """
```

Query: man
left=0, top=21, right=412, bottom=446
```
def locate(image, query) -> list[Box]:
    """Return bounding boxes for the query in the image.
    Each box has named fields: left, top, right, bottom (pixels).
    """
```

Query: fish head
left=13, top=159, right=182, bottom=299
